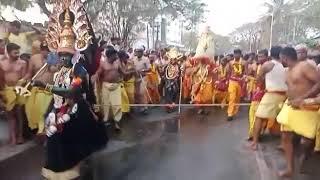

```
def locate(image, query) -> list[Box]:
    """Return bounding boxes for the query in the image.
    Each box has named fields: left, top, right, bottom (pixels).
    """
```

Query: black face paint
left=59, top=52, right=74, bottom=68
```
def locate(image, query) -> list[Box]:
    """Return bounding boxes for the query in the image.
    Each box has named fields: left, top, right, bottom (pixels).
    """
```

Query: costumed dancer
left=133, top=47, right=151, bottom=114
left=31, top=1, right=107, bottom=178
left=191, top=56, right=216, bottom=114
left=0, top=43, right=27, bottom=145
left=146, top=51, right=161, bottom=104
left=227, top=49, right=246, bottom=121
left=22, top=42, right=58, bottom=135
left=249, top=46, right=287, bottom=151
left=163, top=48, right=181, bottom=112
left=182, top=56, right=195, bottom=102
left=213, top=57, right=229, bottom=108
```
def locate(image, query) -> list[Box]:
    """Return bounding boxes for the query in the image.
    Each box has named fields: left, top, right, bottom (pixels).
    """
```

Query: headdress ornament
left=46, top=0, right=92, bottom=54
left=166, top=48, right=182, bottom=60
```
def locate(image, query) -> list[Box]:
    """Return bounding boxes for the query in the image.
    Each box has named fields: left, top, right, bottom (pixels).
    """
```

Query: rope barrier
left=93, top=102, right=287, bottom=107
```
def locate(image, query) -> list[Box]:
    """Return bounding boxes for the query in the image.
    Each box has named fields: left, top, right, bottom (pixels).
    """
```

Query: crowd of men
left=1, top=19, right=320, bottom=178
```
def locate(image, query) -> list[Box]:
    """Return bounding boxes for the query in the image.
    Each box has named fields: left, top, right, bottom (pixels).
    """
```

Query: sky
left=1, top=0, right=268, bottom=36
left=203, top=0, right=268, bottom=36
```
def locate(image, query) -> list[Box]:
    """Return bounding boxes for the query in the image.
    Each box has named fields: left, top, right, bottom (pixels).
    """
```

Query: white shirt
left=265, top=60, right=287, bottom=92
left=133, top=56, right=150, bottom=71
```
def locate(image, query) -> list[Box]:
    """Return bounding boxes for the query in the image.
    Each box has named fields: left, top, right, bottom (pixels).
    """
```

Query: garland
left=165, top=64, right=179, bottom=80
left=219, top=65, right=227, bottom=78
left=232, top=59, right=243, bottom=75
left=195, top=65, right=211, bottom=84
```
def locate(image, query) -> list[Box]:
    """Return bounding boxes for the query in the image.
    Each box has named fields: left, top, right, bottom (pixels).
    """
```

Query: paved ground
left=0, top=107, right=319, bottom=180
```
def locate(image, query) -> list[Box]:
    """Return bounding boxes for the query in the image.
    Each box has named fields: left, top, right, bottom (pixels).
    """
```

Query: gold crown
left=57, top=8, right=76, bottom=54
left=46, top=0, right=92, bottom=54
left=166, top=48, right=181, bottom=60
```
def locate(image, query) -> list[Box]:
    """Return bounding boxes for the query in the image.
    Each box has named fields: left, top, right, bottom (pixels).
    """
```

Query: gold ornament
left=46, top=0, right=92, bottom=54
left=165, top=64, right=179, bottom=80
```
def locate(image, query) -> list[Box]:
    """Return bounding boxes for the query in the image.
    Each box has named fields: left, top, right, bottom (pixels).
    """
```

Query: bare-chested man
left=277, top=47, right=320, bottom=177
left=295, top=44, right=317, bottom=66
left=0, top=43, right=27, bottom=144
left=22, top=42, right=56, bottom=134
left=92, top=46, right=134, bottom=130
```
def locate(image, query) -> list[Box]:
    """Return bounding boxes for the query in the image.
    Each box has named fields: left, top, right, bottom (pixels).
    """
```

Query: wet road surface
left=1, top=107, right=261, bottom=180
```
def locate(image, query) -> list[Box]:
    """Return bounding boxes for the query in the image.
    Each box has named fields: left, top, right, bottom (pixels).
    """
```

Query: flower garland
left=232, top=59, right=243, bottom=75
left=195, top=65, right=211, bottom=84
left=165, top=64, right=179, bottom=80
left=256, top=64, right=262, bottom=75
left=219, top=65, right=227, bottom=78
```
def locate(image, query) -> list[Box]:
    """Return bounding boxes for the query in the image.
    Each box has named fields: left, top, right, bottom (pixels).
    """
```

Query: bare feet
left=246, top=137, right=253, bottom=141
left=17, top=137, right=24, bottom=145
left=249, top=142, right=258, bottom=151
left=299, top=154, right=308, bottom=174
left=10, top=137, right=17, bottom=145
left=277, top=169, right=293, bottom=178
left=115, top=122, right=121, bottom=132
left=277, top=145, right=284, bottom=152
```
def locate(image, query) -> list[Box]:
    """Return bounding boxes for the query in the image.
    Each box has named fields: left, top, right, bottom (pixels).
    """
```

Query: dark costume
left=163, top=49, right=181, bottom=111
left=164, top=63, right=180, bottom=105
left=32, top=1, right=107, bottom=178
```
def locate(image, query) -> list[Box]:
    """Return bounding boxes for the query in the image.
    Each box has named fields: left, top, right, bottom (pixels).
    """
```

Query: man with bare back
left=277, top=47, right=320, bottom=177
left=92, top=46, right=135, bottom=130
left=0, top=43, right=27, bottom=144
left=22, top=42, right=57, bottom=134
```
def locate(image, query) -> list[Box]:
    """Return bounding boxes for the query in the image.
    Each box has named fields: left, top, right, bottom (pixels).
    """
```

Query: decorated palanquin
left=31, top=0, right=107, bottom=179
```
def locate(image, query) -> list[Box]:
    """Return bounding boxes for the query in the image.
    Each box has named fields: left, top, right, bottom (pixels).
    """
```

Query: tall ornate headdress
left=166, top=48, right=182, bottom=60
left=46, top=0, right=92, bottom=54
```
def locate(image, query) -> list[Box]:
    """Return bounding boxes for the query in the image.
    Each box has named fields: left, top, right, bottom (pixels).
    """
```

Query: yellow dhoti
left=277, top=103, right=320, bottom=139
left=0, top=86, right=26, bottom=111
left=227, top=80, right=242, bottom=117
left=124, top=77, right=135, bottom=104
left=25, top=87, right=52, bottom=134
left=213, top=90, right=228, bottom=108
left=255, top=92, right=286, bottom=119
left=99, top=82, right=122, bottom=122
left=248, top=101, right=280, bottom=138
left=246, top=76, right=256, bottom=98
left=121, top=83, right=130, bottom=113
left=194, top=82, right=213, bottom=104
left=248, top=101, right=259, bottom=138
